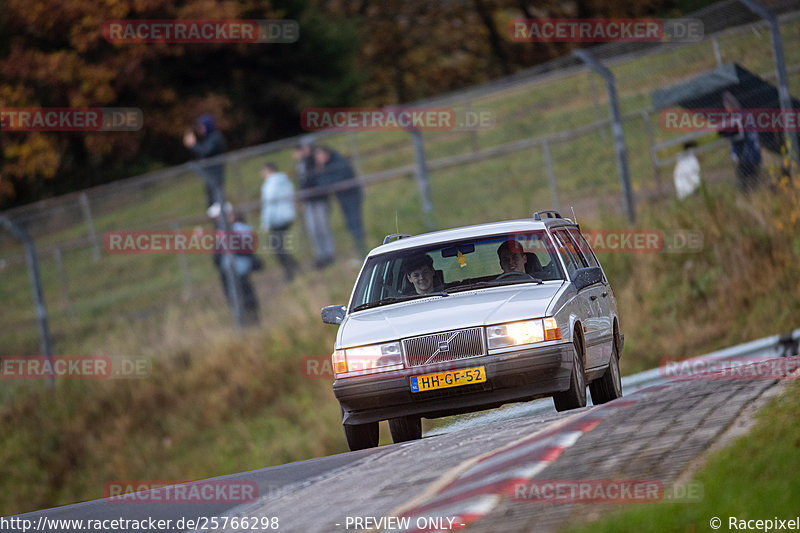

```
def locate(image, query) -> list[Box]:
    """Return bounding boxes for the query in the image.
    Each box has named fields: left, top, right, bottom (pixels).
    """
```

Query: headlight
left=487, top=318, right=561, bottom=349
left=332, top=342, right=403, bottom=376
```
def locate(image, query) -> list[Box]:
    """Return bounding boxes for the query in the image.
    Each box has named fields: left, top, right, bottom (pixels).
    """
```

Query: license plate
left=410, top=366, right=486, bottom=393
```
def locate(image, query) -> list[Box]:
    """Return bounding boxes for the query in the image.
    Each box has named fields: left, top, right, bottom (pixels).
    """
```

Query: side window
left=385, top=259, right=404, bottom=295
left=552, top=229, right=587, bottom=278
left=567, top=228, right=600, bottom=268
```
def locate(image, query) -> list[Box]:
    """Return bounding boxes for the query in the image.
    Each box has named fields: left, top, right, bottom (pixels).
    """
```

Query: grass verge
left=566, top=378, right=800, bottom=533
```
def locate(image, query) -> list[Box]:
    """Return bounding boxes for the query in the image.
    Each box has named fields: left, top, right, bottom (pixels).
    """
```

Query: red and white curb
left=384, top=398, right=639, bottom=532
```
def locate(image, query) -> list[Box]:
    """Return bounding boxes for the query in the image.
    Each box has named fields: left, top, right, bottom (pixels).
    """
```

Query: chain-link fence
left=3, top=0, right=800, bottom=357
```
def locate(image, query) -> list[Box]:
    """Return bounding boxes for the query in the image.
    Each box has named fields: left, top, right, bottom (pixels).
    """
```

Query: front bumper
left=335, top=342, right=574, bottom=425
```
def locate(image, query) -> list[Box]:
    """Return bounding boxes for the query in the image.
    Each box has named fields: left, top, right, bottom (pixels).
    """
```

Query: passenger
left=402, top=254, right=442, bottom=295
left=497, top=240, right=527, bottom=273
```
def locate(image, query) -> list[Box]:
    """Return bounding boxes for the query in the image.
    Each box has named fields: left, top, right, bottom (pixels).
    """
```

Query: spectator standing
left=227, top=209, right=260, bottom=326
left=673, top=141, right=702, bottom=200
left=294, top=137, right=335, bottom=269
left=207, top=203, right=260, bottom=326
left=184, top=114, right=227, bottom=208
left=720, top=91, right=762, bottom=193
left=313, top=146, right=367, bottom=258
left=260, top=162, right=300, bottom=282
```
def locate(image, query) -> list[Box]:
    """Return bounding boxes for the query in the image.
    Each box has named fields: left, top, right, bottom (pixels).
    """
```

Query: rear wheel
left=388, top=415, right=422, bottom=443
left=553, top=335, right=587, bottom=412
left=589, top=334, right=623, bottom=404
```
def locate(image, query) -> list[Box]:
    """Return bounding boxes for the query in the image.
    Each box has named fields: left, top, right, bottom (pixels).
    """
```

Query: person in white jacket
left=673, top=141, right=701, bottom=200
left=260, top=162, right=300, bottom=282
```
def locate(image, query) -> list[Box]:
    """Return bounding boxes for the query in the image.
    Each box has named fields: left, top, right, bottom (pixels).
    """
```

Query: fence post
left=573, top=49, right=636, bottom=223
left=409, top=130, right=436, bottom=231
left=53, top=246, right=77, bottom=323
left=738, top=0, right=800, bottom=166
left=79, top=192, right=101, bottom=262
left=1, top=217, right=54, bottom=388
left=541, top=139, right=560, bottom=212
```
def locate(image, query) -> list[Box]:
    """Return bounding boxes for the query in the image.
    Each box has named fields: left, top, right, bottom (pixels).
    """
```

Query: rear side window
left=567, top=228, right=600, bottom=268
left=551, top=228, right=587, bottom=278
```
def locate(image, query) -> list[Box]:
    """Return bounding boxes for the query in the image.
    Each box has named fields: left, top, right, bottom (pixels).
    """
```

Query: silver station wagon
left=321, top=211, right=623, bottom=450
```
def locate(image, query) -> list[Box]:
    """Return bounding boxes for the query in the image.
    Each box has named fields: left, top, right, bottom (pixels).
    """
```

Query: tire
left=341, top=406, right=379, bottom=451
left=589, top=334, right=623, bottom=405
left=388, top=415, right=422, bottom=443
left=343, top=421, right=379, bottom=451
left=553, top=335, right=588, bottom=412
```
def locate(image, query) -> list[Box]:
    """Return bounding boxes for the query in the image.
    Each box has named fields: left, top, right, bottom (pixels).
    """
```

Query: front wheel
left=343, top=421, right=379, bottom=451
left=589, top=337, right=623, bottom=404
left=388, top=415, right=422, bottom=443
left=341, top=406, right=379, bottom=451
left=553, top=335, right=587, bottom=412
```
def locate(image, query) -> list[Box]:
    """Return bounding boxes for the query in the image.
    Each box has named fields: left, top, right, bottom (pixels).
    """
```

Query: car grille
left=403, top=327, right=485, bottom=367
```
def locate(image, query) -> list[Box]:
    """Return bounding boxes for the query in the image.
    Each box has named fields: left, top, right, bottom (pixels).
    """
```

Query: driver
left=403, top=254, right=442, bottom=294
left=497, top=240, right=527, bottom=274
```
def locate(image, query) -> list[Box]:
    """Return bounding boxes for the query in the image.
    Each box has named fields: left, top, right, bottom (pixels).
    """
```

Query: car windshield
left=350, top=231, right=564, bottom=311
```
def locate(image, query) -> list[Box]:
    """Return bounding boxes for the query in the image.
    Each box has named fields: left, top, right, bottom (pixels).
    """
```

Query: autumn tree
left=0, top=0, right=360, bottom=208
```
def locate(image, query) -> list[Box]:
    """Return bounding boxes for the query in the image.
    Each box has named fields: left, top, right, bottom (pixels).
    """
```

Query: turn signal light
left=544, top=317, right=561, bottom=341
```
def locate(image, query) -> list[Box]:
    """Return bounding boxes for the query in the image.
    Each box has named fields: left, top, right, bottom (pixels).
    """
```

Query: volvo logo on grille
left=438, top=340, right=450, bottom=352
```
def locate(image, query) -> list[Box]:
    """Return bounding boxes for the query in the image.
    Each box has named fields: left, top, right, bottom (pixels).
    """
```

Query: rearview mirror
left=572, top=266, right=603, bottom=291
left=321, top=305, right=347, bottom=325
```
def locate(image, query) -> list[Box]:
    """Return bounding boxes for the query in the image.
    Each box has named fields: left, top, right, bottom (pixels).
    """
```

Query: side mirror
left=321, top=305, right=347, bottom=325
left=572, top=266, right=603, bottom=291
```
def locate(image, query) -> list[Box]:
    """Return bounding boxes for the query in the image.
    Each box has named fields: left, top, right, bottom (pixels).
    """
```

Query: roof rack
left=383, top=233, right=413, bottom=245
left=533, top=210, right=562, bottom=221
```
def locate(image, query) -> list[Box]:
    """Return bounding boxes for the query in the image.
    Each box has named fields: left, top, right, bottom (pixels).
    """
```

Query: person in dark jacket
left=184, top=114, right=227, bottom=207
left=294, top=138, right=335, bottom=268
left=719, top=91, right=762, bottom=193
left=312, top=146, right=367, bottom=257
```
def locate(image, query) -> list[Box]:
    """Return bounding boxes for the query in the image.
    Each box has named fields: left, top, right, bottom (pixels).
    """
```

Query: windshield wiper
left=447, top=278, right=542, bottom=293
left=352, top=292, right=449, bottom=312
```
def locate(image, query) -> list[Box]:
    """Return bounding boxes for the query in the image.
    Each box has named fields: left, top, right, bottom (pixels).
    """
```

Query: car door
left=569, top=228, right=614, bottom=363
left=552, top=228, right=605, bottom=370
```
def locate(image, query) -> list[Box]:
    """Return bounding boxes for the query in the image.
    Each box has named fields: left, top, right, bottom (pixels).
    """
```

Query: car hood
left=338, top=282, right=564, bottom=348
